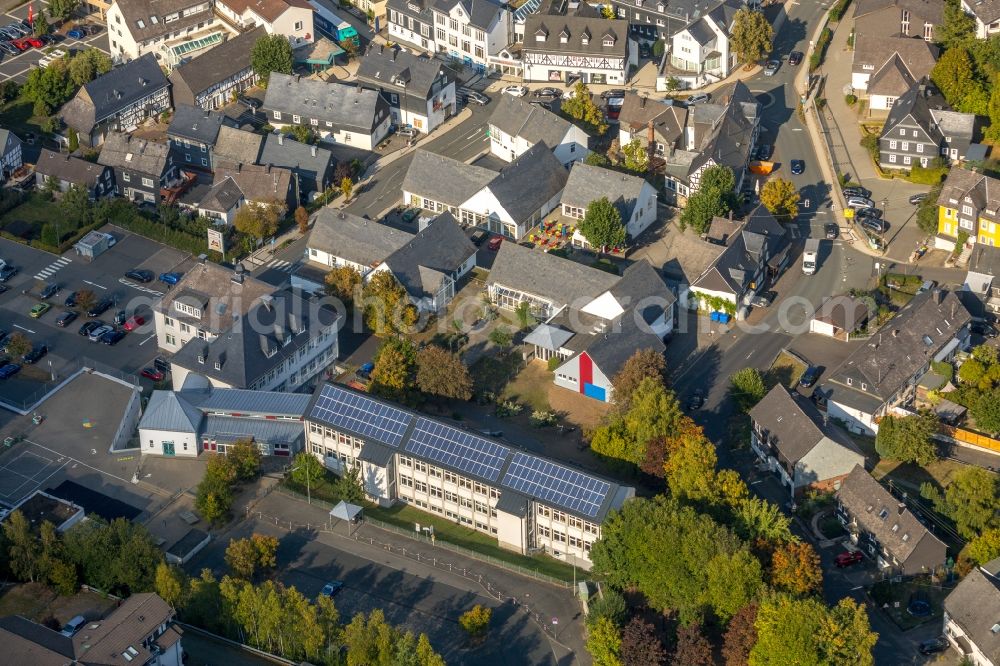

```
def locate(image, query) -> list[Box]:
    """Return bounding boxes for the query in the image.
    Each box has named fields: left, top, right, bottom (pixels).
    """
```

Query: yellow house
left=936, top=166, right=1000, bottom=251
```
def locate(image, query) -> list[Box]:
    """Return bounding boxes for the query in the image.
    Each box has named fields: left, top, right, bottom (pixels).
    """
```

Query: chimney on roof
left=288, top=311, right=300, bottom=334
left=647, top=120, right=653, bottom=145
left=232, top=262, right=245, bottom=284
left=274, top=322, right=286, bottom=344
left=898, top=502, right=906, bottom=515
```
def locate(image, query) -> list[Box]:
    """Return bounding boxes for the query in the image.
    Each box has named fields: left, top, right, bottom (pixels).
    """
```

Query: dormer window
left=150, top=15, right=158, bottom=23
left=635, top=0, right=642, bottom=6
left=535, top=29, right=546, bottom=42
left=603, top=35, right=615, bottom=46
left=559, top=29, right=569, bottom=43
left=657, top=2, right=664, bottom=10
left=581, top=34, right=589, bottom=45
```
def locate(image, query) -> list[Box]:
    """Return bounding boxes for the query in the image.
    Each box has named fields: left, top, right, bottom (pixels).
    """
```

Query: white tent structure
left=329, top=500, right=364, bottom=535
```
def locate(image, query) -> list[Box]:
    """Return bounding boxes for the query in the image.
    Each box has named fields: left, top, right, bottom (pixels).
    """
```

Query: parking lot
left=0, top=2, right=111, bottom=84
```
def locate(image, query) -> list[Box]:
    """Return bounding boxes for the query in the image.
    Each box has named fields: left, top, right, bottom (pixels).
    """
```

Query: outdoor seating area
left=528, top=218, right=574, bottom=249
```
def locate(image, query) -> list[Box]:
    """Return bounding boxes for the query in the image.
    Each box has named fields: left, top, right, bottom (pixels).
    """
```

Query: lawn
left=869, top=578, right=950, bottom=631
left=765, top=351, right=806, bottom=390
left=283, top=470, right=345, bottom=505
left=878, top=273, right=922, bottom=309
left=0, top=99, right=45, bottom=138
left=470, top=351, right=524, bottom=400
left=502, top=362, right=552, bottom=413
left=1, top=193, right=56, bottom=241
left=0, top=583, right=117, bottom=625
left=872, top=458, right=983, bottom=493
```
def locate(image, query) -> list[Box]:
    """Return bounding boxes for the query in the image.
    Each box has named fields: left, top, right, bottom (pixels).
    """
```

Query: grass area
left=765, top=351, right=806, bottom=390
left=869, top=578, right=949, bottom=631
left=365, top=502, right=578, bottom=582
left=283, top=470, right=345, bottom=505
left=871, top=458, right=980, bottom=492
left=878, top=273, right=922, bottom=308
left=502, top=362, right=552, bottom=413
left=470, top=351, right=524, bottom=400
left=819, top=513, right=846, bottom=539
left=1, top=193, right=57, bottom=241
left=0, top=99, right=45, bottom=138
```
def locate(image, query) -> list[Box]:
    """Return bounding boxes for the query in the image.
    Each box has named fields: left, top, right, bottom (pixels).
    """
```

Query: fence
left=939, top=424, right=1000, bottom=455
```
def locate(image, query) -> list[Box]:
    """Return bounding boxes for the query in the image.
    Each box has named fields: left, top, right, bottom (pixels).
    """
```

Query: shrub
left=530, top=410, right=557, bottom=427
left=809, top=28, right=832, bottom=72
left=829, top=0, right=852, bottom=22
left=547, top=356, right=562, bottom=371
left=845, top=94, right=858, bottom=106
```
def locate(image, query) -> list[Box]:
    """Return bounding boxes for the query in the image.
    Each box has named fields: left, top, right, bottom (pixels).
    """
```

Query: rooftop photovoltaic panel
left=405, top=418, right=510, bottom=482
left=309, top=384, right=412, bottom=448
left=501, top=452, right=611, bottom=518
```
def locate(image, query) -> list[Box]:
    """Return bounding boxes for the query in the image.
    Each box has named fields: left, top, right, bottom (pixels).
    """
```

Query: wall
left=269, top=6, right=314, bottom=47
left=827, top=399, right=878, bottom=435
left=140, top=427, right=200, bottom=456
left=495, top=509, right=526, bottom=554
left=111, top=387, right=143, bottom=452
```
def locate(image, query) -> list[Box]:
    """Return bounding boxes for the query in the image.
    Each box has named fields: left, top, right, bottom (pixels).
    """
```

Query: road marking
left=746, top=351, right=753, bottom=359
left=83, top=280, right=106, bottom=290
left=792, top=128, right=804, bottom=131
left=119, top=278, right=164, bottom=297
left=13, top=324, right=34, bottom=333
left=33, top=256, right=71, bottom=281
left=139, top=334, right=156, bottom=346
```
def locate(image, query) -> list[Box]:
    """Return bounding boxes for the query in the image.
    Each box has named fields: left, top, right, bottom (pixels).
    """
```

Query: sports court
left=0, top=443, right=67, bottom=505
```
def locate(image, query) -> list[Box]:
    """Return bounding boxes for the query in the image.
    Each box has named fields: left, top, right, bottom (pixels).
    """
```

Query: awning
left=330, top=500, right=363, bottom=521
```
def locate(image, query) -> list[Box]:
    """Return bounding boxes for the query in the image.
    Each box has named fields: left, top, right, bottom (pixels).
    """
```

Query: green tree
left=334, top=465, right=365, bottom=504
left=41, top=224, right=59, bottom=247
left=932, top=46, right=978, bottom=108
left=611, top=348, right=667, bottom=411
left=592, top=378, right=683, bottom=467
left=967, top=528, right=1000, bottom=565
left=585, top=151, right=610, bottom=167
left=563, top=82, right=608, bottom=134
left=622, top=138, right=649, bottom=172
left=653, top=39, right=666, bottom=58
left=706, top=550, right=765, bottom=622
left=579, top=196, right=626, bottom=250
left=586, top=616, right=623, bottom=666
left=920, top=467, right=1000, bottom=539
left=62, top=518, right=162, bottom=596
left=733, top=496, right=793, bottom=544
left=324, top=265, right=362, bottom=306
left=937, top=0, right=977, bottom=49
left=361, top=271, right=416, bottom=337
left=289, top=125, right=316, bottom=145
left=817, top=597, right=879, bottom=666
left=67, top=127, right=79, bottom=153
left=60, top=183, right=92, bottom=229
left=227, top=438, right=261, bottom=482
left=251, top=33, right=293, bottom=85
left=587, top=588, right=627, bottom=628
left=701, top=164, right=737, bottom=206
left=370, top=336, right=417, bottom=399
left=416, top=345, right=473, bottom=400
left=233, top=200, right=284, bottom=244
left=47, top=0, right=80, bottom=21
left=916, top=183, right=943, bottom=233
left=730, top=7, right=773, bottom=66
left=679, top=166, right=734, bottom=234
left=971, top=388, right=1000, bottom=434
left=514, top=301, right=535, bottom=330
left=3, top=510, right=42, bottom=582
left=729, top=368, right=766, bottom=412
left=3, top=332, right=32, bottom=360
left=759, top=178, right=800, bottom=220
left=340, top=176, right=353, bottom=201
left=155, top=562, right=188, bottom=608
left=195, top=454, right=237, bottom=524
left=33, top=13, right=48, bottom=36
left=458, top=604, right=492, bottom=640
left=489, top=326, right=513, bottom=349
left=290, top=451, right=325, bottom=489
left=875, top=410, right=939, bottom=465
left=768, top=541, right=823, bottom=597
left=751, top=595, right=877, bottom=666
left=225, top=536, right=261, bottom=579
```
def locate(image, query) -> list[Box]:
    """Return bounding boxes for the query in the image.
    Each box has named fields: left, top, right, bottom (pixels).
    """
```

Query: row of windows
left=400, top=490, right=499, bottom=534
left=537, top=504, right=599, bottom=534
left=398, top=455, right=500, bottom=498
left=536, top=525, right=593, bottom=551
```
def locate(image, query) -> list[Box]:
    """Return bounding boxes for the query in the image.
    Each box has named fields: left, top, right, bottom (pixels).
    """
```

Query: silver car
left=846, top=196, right=875, bottom=209
left=88, top=324, right=114, bottom=342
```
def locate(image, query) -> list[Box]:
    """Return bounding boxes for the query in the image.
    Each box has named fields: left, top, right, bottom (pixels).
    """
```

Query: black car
left=909, top=192, right=928, bottom=205
left=601, top=89, right=626, bottom=99
left=0, top=265, right=17, bottom=282
left=972, top=321, right=999, bottom=338
left=859, top=217, right=886, bottom=234
left=917, top=637, right=949, bottom=655
left=529, top=100, right=552, bottom=110
left=88, top=298, right=113, bottom=317
left=790, top=160, right=805, bottom=175
left=788, top=50, right=803, bottom=65
left=39, top=283, right=58, bottom=299
left=687, top=389, right=705, bottom=410
left=55, top=311, right=77, bottom=327
left=64, top=291, right=78, bottom=307
left=755, top=144, right=773, bottom=160
left=22, top=345, right=48, bottom=364
left=101, top=330, right=126, bottom=346
left=153, top=356, right=171, bottom=374
left=125, top=269, right=154, bottom=283
left=78, top=320, right=101, bottom=337
left=470, top=230, right=488, bottom=246
left=855, top=207, right=883, bottom=220
left=638, top=42, right=651, bottom=58
left=799, top=366, right=820, bottom=388
left=824, top=223, right=839, bottom=239
left=842, top=186, right=872, bottom=199
left=534, top=87, right=560, bottom=98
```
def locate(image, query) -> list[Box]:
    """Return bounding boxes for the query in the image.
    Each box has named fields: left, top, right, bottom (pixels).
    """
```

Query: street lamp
left=290, top=462, right=312, bottom=504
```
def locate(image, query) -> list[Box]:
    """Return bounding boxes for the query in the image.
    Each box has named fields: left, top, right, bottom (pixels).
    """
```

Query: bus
left=308, top=0, right=360, bottom=48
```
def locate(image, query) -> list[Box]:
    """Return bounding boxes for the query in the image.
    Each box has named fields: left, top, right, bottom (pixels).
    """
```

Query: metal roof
left=183, top=387, right=312, bottom=416
left=204, top=415, right=304, bottom=445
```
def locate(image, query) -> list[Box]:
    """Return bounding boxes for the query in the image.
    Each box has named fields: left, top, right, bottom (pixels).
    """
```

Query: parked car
left=29, top=302, right=50, bottom=318
left=790, top=159, right=805, bottom=175
left=799, top=366, right=820, bottom=388
left=855, top=206, right=883, bottom=220
left=124, top=315, right=145, bottom=331
left=834, top=550, right=863, bottom=567
left=501, top=85, right=528, bottom=97
left=26, top=37, right=42, bottom=48
left=39, top=282, right=58, bottom=299
left=464, top=91, right=489, bottom=106
left=320, top=581, right=344, bottom=597
left=60, top=616, right=86, bottom=637
left=973, top=321, right=999, bottom=338
left=488, top=236, right=503, bottom=251
left=101, top=330, right=126, bottom=346
left=601, top=89, right=626, bottom=99
left=846, top=196, right=875, bottom=209
left=638, top=42, right=651, bottom=58
left=78, top=321, right=102, bottom=337
left=686, top=92, right=710, bottom=105
left=750, top=290, right=775, bottom=308
left=113, top=310, right=127, bottom=326
left=755, top=144, right=772, bottom=160
left=789, top=50, right=803, bottom=65
left=858, top=217, right=886, bottom=234
left=23, top=345, right=47, bottom=364
left=356, top=362, right=374, bottom=380
left=400, top=208, right=420, bottom=224
left=124, top=269, right=154, bottom=283
left=470, top=230, right=488, bottom=246
left=64, top=291, right=78, bottom=307
left=88, top=298, right=113, bottom=317
left=842, top=186, right=872, bottom=199
left=396, top=126, right=417, bottom=138
left=909, top=192, right=928, bottom=205
left=0, top=265, right=18, bottom=281
left=66, top=28, right=85, bottom=39
left=153, top=356, right=170, bottom=374
left=824, top=222, right=839, bottom=239
left=88, top=324, right=114, bottom=342
left=0, top=363, right=20, bottom=379
left=140, top=367, right=165, bottom=381
left=763, top=59, right=780, bottom=76
left=55, top=311, right=77, bottom=327
left=687, top=389, right=705, bottom=410
left=159, top=272, right=183, bottom=285
left=0, top=42, right=18, bottom=56
left=534, top=87, right=560, bottom=99
left=918, top=637, right=949, bottom=655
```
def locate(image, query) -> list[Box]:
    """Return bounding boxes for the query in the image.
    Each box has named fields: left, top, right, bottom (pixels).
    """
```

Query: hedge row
left=809, top=27, right=833, bottom=73
left=828, top=0, right=852, bottom=22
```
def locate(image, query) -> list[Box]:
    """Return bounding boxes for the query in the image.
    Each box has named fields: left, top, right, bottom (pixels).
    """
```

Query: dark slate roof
left=692, top=206, right=787, bottom=295
left=114, top=0, right=211, bottom=42
left=171, top=289, right=339, bottom=388
left=213, top=125, right=264, bottom=165
left=200, top=176, right=244, bottom=211
left=98, top=132, right=171, bottom=176
left=168, top=105, right=230, bottom=145
left=685, top=17, right=715, bottom=45
left=263, top=73, right=387, bottom=134
left=60, top=53, right=169, bottom=133
left=0, top=616, right=74, bottom=663
left=854, top=0, right=944, bottom=23
left=852, top=35, right=938, bottom=82
left=969, top=0, right=1000, bottom=23
left=34, top=148, right=109, bottom=187
left=384, top=212, right=477, bottom=300
left=401, top=149, right=496, bottom=207
left=387, top=0, right=434, bottom=24
left=495, top=490, right=530, bottom=518
left=213, top=163, right=293, bottom=203
left=585, top=310, right=666, bottom=377
left=486, top=240, right=619, bottom=307
left=749, top=385, right=862, bottom=464
left=944, top=567, right=1000, bottom=663
left=562, top=162, right=647, bottom=223
left=969, top=244, right=1000, bottom=279
left=489, top=142, right=568, bottom=223
left=359, top=440, right=396, bottom=467
left=168, top=26, right=262, bottom=98
left=259, top=134, right=334, bottom=178
left=937, top=166, right=1000, bottom=215
left=524, top=14, right=629, bottom=58
left=433, top=0, right=507, bottom=30
left=356, top=44, right=451, bottom=99
left=610, top=259, right=676, bottom=322
left=836, top=465, right=946, bottom=568
left=881, top=83, right=976, bottom=154
left=308, top=208, right=414, bottom=267
left=489, top=94, right=574, bottom=150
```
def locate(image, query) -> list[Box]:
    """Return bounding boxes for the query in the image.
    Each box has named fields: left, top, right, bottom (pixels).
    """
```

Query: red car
left=834, top=551, right=863, bottom=568
left=26, top=37, right=43, bottom=48
left=488, top=236, right=503, bottom=251
left=140, top=367, right=164, bottom=381
left=11, top=38, right=31, bottom=51
left=123, top=315, right=145, bottom=331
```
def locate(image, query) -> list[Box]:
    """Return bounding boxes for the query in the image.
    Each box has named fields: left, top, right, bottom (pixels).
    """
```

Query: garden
left=868, top=577, right=951, bottom=631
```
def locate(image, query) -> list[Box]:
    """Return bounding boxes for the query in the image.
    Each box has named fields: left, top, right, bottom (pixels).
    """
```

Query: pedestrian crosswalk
left=264, top=259, right=295, bottom=273
left=34, top=257, right=71, bottom=281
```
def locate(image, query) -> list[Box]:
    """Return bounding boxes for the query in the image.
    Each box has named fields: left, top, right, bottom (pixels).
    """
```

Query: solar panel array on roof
left=405, top=418, right=510, bottom=482
left=310, top=384, right=412, bottom=447
left=502, top=452, right=610, bottom=518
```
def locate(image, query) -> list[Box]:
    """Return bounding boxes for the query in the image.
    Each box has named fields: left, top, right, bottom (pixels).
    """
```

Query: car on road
left=799, top=366, right=820, bottom=388
left=124, top=269, right=154, bottom=283
left=159, top=272, right=182, bottom=286
left=320, top=581, right=344, bottom=597
left=39, top=283, right=58, bottom=299
left=842, top=186, right=872, bottom=199
left=534, top=87, right=560, bottom=98
left=464, top=91, right=489, bottom=106
left=22, top=345, right=47, bottom=364
left=55, top=311, right=77, bottom=327
left=29, top=303, right=50, bottom=318
left=88, top=324, right=114, bottom=342
left=78, top=321, right=101, bottom=337
left=834, top=550, right=863, bottom=567
left=755, top=144, right=772, bottom=160
left=687, top=389, right=705, bottom=410
left=0, top=363, right=19, bottom=379
left=918, top=637, right=949, bottom=655
left=790, top=159, right=805, bottom=175
left=789, top=50, right=803, bottom=65
left=101, top=330, right=126, bottom=346
left=124, top=315, right=145, bottom=332
left=501, top=85, right=528, bottom=97
left=750, top=290, right=775, bottom=308
left=824, top=222, right=839, bottom=239
left=88, top=298, right=113, bottom=317
left=488, top=236, right=503, bottom=251
left=763, top=59, right=780, bottom=76
left=686, top=92, right=710, bottom=105
left=141, top=367, right=165, bottom=381
left=909, top=192, right=928, bottom=205
left=0, top=265, right=17, bottom=282
left=601, top=89, right=626, bottom=99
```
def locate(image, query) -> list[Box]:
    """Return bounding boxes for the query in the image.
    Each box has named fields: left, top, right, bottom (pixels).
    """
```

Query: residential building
left=213, top=162, right=296, bottom=210
left=179, top=176, right=246, bottom=224
left=34, top=149, right=115, bottom=198
left=60, top=53, right=171, bottom=147
left=936, top=166, right=1000, bottom=251
left=853, top=0, right=942, bottom=40
left=560, top=162, right=658, bottom=245
left=943, top=558, right=1000, bottom=665
left=964, top=244, right=1000, bottom=319
left=662, top=80, right=760, bottom=205
left=386, top=0, right=436, bottom=53
left=0, top=593, right=183, bottom=666
left=153, top=260, right=275, bottom=353
left=616, top=91, right=686, bottom=148
left=215, top=0, right=314, bottom=47
left=687, top=207, right=790, bottom=319
left=263, top=73, right=393, bottom=150
left=212, top=124, right=265, bottom=166
left=98, top=132, right=178, bottom=203
left=375, top=212, right=477, bottom=312
left=961, top=0, right=1000, bottom=38
left=305, top=382, right=634, bottom=567
left=167, top=104, right=232, bottom=171
left=487, top=93, right=590, bottom=165
left=139, top=385, right=311, bottom=456
left=169, top=288, right=340, bottom=391
left=355, top=44, right=458, bottom=134
left=818, top=289, right=971, bottom=434
left=749, top=385, right=866, bottom=501
left=809, top=295, right=874, bottom=340
left=836, top=465, right=947, bottom=574
left=106, top=0, right=234, bottom=65
left=168, top=26, right=263, bottom=110
left=522, top=8, right=633, bottom=85
left=879, top=83, right=976, bottom=170
left=0, top=129, right=22, bottom=182
left=402, top=142, right=569, bottom=239
left=609, top=0, right=757, bottom=42
left=306, top=208, right=414, bottom=276
left=663, top=0, right=744, bottom=89
left=429, top=0, right=512, bottom=72
left=850, top=35, right=939, bottom=111
left=259, top=133, right=335, bottom=196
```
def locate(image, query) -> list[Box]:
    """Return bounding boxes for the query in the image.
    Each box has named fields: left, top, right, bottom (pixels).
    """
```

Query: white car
left=502, top=85, right=528, bottom=97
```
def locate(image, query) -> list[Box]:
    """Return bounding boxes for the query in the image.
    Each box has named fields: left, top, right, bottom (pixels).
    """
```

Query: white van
left=802, top=238, right=819, bottom=275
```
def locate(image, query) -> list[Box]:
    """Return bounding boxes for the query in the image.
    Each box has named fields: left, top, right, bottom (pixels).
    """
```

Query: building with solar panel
left=305, top=382, right=634, bottom=568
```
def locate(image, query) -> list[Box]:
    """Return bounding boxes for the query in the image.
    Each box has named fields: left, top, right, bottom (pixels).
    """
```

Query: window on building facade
left=449, top=18, right=458, bottom=30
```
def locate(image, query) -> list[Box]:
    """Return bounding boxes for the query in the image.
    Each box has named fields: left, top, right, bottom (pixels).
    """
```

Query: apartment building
left=853, top=0, right=941, bottom=40
left=215, top=0, right=314, bottom=47
left=106, top=0, right=233, bottom=65
left=936, top=166, right=1000, bottom=251
left=386, top=0, right=436, bottom=51
left=98, top=132, right=177, bottom=203
left=879, top=83, right=975, bottom=171
left=305, top=382, right=633, bottom=567
left=664, top=0, right=743, bottom=89
left=522, top=9, right=634, bottom=85
left=431, top=0, right=512, bottom=70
